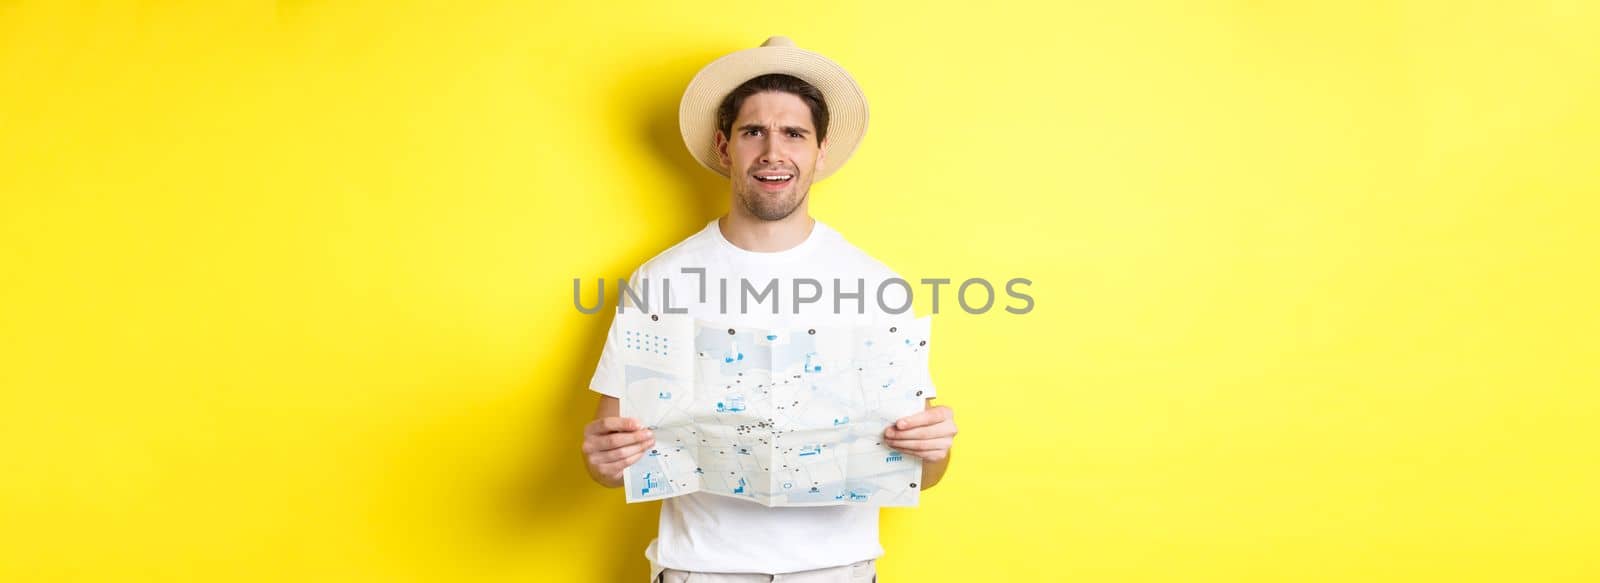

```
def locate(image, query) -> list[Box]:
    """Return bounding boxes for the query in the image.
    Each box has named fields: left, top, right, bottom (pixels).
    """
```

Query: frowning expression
left=715, top=91, right=828, bottom=221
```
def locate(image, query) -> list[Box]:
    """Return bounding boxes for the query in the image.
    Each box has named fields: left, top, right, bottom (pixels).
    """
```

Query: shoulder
left=630, top=223, right=719, bottom=280
left=820, top=223, right=925, bottom=322
left=820, top=222, right=906, bottom=282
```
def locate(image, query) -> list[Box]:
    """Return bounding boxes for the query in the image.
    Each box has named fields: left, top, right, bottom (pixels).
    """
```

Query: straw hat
left=678, top=36, right=868, bottom=181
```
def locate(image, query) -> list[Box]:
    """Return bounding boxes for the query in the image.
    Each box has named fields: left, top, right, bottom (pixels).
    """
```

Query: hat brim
left=678, top=45, right=868, bottom=182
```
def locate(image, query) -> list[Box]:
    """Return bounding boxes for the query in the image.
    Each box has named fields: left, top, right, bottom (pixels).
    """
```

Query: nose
left=759, top=135, right=784, bottom=166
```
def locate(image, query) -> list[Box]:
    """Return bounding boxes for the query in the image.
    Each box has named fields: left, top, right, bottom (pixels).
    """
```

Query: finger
left=583, top=429, right=651, bottom=454
left=593, top=437, right=655, bottom=464
left=597, top=429, right=652, bottom=451
left=886, top=437, right=952, bottom=452
left=892, top=407, right=950, bottom=430
left=586, top=416, right=642, bottom=435
left=885, top=440, right=950, bottom=462
left=597, top=450, right=647, bottom=477
left=885, top=422, right=954, bottom=441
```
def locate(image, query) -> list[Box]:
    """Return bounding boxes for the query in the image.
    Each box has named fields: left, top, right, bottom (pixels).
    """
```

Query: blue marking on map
left=803, top=352, right=823, bottom=373
left=834, top=488, right=871, bottom=502
left=716, top=394, right=746, bottom=413
left=624, top=365, right=681, bottom=385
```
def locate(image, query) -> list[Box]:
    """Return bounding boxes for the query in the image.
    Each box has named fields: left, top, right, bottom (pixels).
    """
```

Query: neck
left=718, top=208, right=815, bottom=253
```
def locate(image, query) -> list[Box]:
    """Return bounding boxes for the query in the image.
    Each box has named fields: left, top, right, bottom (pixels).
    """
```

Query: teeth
left=756, top=175, right=792, bottom=182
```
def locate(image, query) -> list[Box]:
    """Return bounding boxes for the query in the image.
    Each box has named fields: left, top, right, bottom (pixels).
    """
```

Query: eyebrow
left=737, top=123, right=812, bottom=136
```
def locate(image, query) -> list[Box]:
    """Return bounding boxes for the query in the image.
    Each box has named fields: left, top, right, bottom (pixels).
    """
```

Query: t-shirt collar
left=707, top=217, right=826, bottom=265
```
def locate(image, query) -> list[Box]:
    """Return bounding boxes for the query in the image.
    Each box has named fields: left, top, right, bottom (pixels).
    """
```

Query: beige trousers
left=654, top=559, right=876, bottom=582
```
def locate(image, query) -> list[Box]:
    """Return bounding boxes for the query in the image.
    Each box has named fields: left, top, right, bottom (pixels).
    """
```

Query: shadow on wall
left=488, top=47, right=732, bottom=582
left=626, top=48, right=735, bottom=223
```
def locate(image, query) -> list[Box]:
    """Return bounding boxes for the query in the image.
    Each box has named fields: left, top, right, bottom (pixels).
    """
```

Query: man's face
left=715, top=91, right=827, bottom=221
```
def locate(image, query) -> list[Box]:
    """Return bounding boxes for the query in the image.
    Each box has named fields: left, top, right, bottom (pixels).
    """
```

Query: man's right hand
left=582, top=415, right=654, bottom=488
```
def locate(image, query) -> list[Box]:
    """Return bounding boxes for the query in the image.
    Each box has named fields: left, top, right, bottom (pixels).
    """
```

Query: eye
left=787, top=130, right=803, bottom=138
left=743, top=128, right=763, bottom=137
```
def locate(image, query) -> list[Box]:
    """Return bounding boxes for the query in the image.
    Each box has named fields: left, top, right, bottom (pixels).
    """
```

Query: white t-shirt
left=588, top=218, right=936, bottom=574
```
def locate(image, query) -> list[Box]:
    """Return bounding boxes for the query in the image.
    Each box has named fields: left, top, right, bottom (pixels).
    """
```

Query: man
left=581, top=37, right=958, bottom=582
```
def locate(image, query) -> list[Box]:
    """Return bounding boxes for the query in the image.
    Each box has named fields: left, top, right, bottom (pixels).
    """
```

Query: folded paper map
left=616, top=312, right=933, bottom=507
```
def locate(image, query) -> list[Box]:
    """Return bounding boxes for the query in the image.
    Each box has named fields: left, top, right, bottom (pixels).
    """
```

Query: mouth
left=751, top=171, right=795, bottom=191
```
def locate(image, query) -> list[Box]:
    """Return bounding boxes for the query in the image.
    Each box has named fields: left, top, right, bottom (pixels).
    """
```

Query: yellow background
left=3, top=1, right=1597, bottom=581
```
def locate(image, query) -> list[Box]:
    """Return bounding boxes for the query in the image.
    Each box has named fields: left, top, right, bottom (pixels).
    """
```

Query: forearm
left=920, top=449, right=952, bottom=490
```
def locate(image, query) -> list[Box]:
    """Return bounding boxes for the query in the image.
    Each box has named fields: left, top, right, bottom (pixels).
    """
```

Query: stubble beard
left=736, top=177, right=810, bottom=221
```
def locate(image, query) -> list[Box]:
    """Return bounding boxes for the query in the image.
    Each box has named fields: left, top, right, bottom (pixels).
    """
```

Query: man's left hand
left=884, top=405, right=957, bottom=462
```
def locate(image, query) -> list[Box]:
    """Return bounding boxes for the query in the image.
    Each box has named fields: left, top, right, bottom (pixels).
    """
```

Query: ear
left=816, top=136, right=829, bottom=170
left=714, top=130, right=732, bottom=170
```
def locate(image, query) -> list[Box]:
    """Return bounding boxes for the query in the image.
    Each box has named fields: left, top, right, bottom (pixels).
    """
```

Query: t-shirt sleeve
left=587, top=265, right=651, bottom=398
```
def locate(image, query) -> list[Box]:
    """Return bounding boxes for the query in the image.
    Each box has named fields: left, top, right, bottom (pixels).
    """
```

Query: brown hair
left=715, top=73, right=829, bottom=145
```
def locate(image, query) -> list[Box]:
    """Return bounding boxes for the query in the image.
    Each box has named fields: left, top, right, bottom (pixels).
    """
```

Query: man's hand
left=582, top=415, right=654, bottom=488
left=884, top=405, right=957, bottom=462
